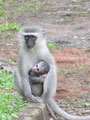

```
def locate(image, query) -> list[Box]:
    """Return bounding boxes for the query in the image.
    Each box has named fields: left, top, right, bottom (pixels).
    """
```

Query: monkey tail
left=47, top=98, right=90, bottom=120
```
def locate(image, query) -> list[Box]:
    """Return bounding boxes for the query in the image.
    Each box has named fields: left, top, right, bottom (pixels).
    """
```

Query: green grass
left=76, top=0, right=81, bottom=4
left=83, top=102, right=90, bottom=107
left=0, top=0, right=4, bottom=5
left=66, top=17, right=71, bottom=22
left=0, top=69, right=25, bottom=120
left=67, top=69, right=74, bottom=73
left=9, top=0, right=14, bottom=3
left=0, top=93, right=25, bottom=120
left=0, top=10, right=7, bottom=15
left=57, top=69, right=62, bottom=75
left=21, top=1, right=44, bottom=16
left=8, top=59, right=15, bottom=65
left=0, top=69, right=13, bottom=90
left=0, top=23, right=22, bottom=32
left=47, top=43, right=55, bottom=49
left=76, top=63, right=84, bottom=71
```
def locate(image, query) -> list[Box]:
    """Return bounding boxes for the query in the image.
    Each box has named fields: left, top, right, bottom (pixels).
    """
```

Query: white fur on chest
left=21, top=45, right=48, bottom=76
left=23, top=51, right=36, bottom=74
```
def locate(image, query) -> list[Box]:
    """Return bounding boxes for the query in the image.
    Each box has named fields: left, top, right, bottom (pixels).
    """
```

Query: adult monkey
left=14, top=26, right=90, bottom=120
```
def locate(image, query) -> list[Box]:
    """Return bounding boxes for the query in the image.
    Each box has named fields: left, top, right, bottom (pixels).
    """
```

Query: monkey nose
left=32, top=66, right=38, bottom=71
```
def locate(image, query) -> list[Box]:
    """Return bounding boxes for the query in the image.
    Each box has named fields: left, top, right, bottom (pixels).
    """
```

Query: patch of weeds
left=57, top=69, right=62, bottom=75
left=83, top=102, right=90, bottom=107
left=0, top=69, right=13, bottom=90
left=76, top=0, right=81, bottom=4
left=6, top=31, right=11, bottom=36
left=0, top=93, right=25, bottom=120
left=66, top=17, right=71, bottom=22
left=26, top=1, right=44, bottom=16
left=47, top=43, right=55, bottom=49
left=47, top=42, right=61, bottom=50
left=76, top=63, right=84, bottom=71
left=7, top=14, right=13, bottom=19
left=43, top=3, right=53, bottom=9
left=66, top=104, right=70, bottom=107
left=11, top=113, right=19, bottom=119
left=56, top=19, right=64, bottom=23
left=0, top=23, right=22, bottom=32
left=0, top=10, right=7, bottom=15
left=56, top=46, right=61, bottom=50
left=18, top=6, right=23, bottom=12
left=67, top=69, right=74, bottom=73
left=8, top=59, right=15, bottom=65
left=0, top=68, right=25, bottom=120
left=0, top=0, right=4, bottom=5
left=9, top=0, right=14, bottom=3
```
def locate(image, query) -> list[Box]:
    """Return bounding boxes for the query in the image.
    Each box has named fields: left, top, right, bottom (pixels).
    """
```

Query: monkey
left=28, top=60, right=50, bottom=79
left=14, top=26, right=90, bottom=120
left=28, top=60, right=50, bottom=97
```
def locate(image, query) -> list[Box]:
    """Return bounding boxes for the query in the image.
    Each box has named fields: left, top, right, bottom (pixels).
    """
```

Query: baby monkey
left=28, top=60, right=50, bottom=96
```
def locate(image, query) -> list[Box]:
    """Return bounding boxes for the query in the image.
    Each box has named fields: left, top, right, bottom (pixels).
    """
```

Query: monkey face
left=31, top=61, right=50, bottom=75
left=24, top=35, right=37, bottom=49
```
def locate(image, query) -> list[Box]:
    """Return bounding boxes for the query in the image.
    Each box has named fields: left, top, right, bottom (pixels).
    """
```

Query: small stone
left=73, top=36, right=78, bottom=39
left=72, top=0, right=76, bottom=3
left=87, top=9, right=90, bottom=13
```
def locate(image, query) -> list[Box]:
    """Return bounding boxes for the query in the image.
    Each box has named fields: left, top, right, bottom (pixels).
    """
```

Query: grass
left=83, top=102, right=90, bottom=107
left=0, top=0, right=4, bottom=5
left=76, top=63, right=84, bottom=71
left=0, top=10, right=7, bottom=15
left=66, top=17, right=71, bottom=22
left=8, top=59, right=15, bottom=65
left=67, top=69, right=74, bottom=73
left=0, top=93, right=24, bottom=120
left=9, top=0, right=14, bottom=3
left=0, top=69, right=13, bottom=90
left=27, top=1, right=42, bottom=16
left=76, top=0, right=81, bottom=4
left=47, top=43, right=55, bottom=49
left=57, top=69, right=62, bottom=75
left=0, top=69, right=25, bottom=120
left=18, top=1, right=44, bottom=16
left=0, top=23, right=22, bottom=32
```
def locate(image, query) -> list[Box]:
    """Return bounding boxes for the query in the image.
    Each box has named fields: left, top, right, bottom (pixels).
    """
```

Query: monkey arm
left=29, top=76, right=44, bottom=84
left=15, top=63, right=42, bottom=103
left=41, top=53, right=57, bottom=99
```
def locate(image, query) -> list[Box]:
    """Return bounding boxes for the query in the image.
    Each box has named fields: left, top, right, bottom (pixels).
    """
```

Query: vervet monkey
left=28, top=60, right=50, bottom=96
left=14, top=26, right=90, bottom=120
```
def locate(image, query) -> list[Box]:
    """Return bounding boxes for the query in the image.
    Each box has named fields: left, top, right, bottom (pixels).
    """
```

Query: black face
left=24, top=35, right=37, bottom=49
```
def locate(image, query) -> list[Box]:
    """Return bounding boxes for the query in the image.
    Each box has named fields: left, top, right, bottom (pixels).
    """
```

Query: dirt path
left=0, top=0, right=90, bottom=119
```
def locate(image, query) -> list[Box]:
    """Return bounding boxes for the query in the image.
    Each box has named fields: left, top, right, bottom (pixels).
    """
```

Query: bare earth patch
left=53, top=48, right=90, bottom=119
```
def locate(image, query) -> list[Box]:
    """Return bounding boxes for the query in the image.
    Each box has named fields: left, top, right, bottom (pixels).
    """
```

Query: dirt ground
left=0, top=0, right=90, bottom=119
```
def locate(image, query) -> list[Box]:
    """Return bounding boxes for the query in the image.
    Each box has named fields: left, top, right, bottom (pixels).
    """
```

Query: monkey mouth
left=26, top=44, right=35, bottom=49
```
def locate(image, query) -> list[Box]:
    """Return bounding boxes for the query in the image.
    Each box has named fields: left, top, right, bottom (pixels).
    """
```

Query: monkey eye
left=24, top=36, right=29, bottom=40
left=31, top=35, right=37, bottom=40
left=36, top=65, right=38, bottom=67
left=33, top=37, right=36, bottom=40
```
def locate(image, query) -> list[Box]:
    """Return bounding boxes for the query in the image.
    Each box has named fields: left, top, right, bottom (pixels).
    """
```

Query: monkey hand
left=27, top=95, right=43, bottom=103
left=41, top=74, right=47, bottom=78
left=30, top=76, right=44, bottom=83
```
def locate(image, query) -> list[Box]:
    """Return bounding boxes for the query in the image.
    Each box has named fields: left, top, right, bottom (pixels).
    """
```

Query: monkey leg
left=14, top=69, right=25, bottom=98
left=14, top=69, right=42, bottom=103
